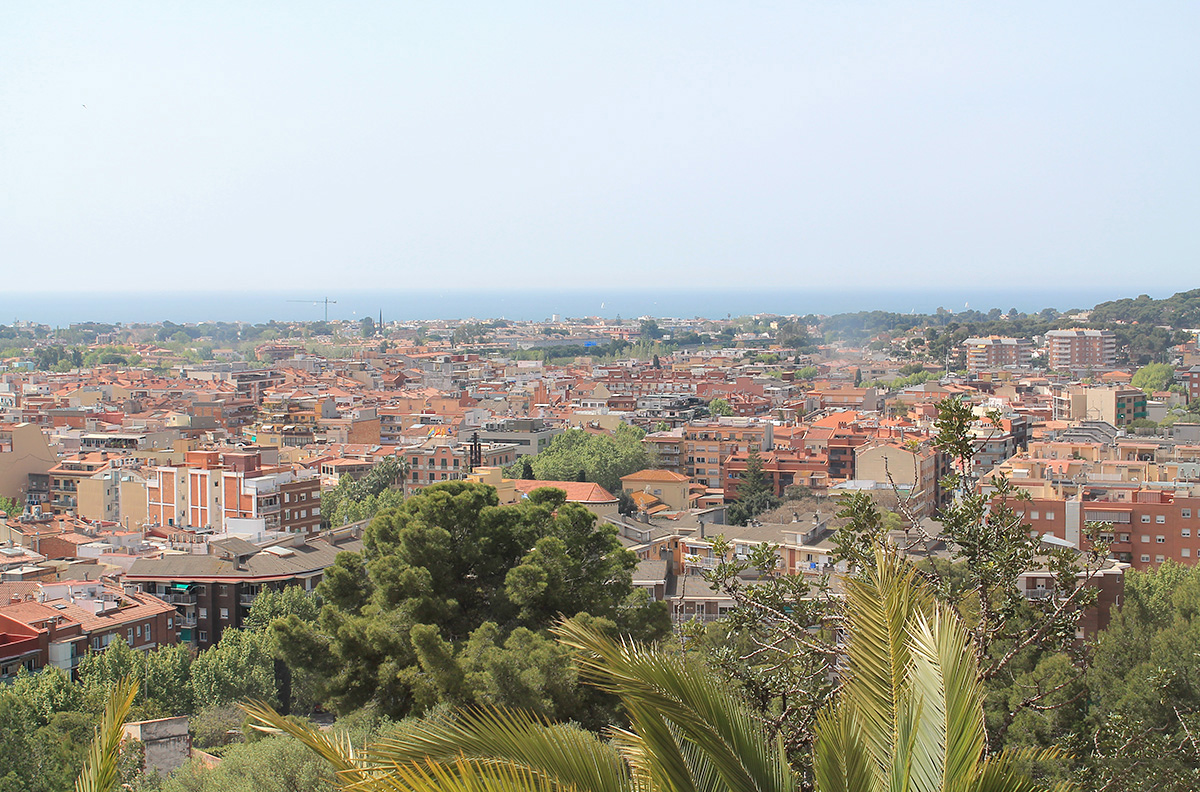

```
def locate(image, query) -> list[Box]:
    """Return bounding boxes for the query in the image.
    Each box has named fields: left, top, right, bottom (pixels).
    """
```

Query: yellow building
left=620, top=469, right=692, bottom=513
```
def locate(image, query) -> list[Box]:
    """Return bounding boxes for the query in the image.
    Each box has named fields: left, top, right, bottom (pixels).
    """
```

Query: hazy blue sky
left=2, top=2, right=1197, bottom=294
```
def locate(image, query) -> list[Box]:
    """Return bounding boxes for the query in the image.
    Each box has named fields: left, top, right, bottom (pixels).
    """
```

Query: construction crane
left=287, top=297, right=338, bottom=321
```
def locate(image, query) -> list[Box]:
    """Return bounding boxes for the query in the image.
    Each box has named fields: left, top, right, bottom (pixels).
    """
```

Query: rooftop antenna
left=287, top=298, right=338, bottom=321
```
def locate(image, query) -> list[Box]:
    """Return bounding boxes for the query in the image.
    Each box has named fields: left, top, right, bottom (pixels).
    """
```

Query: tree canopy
left=1130, top=362, right=1175, bottom=395
left=502, top=425, right=650, bottom=493
left=274, top=481, right=668, bottom=723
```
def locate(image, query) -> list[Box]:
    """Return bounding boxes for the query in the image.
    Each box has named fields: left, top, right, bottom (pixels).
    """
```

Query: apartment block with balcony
left=125, top=526, right=362, bottom=648
left=641, top=428, right=684, bottom=474
left=476, top=417, right=563, bottom=458
left=1045, top=329, right=1117, bottom=371
left=0, top=581, right=176, bottom=679
left=963, top=336, right=1034, bottom=374
left=46, top=452, right=115, bottom=515
left=1052, top=385, right=1147, bottom=428
left=0, top=422, right=56, bottom=507
left=680, top=418, right=774, bottom=489
left=1012, top=490, right=1200, bottom=572
left=406, top=438, right=518, bottom=489
left=146, top=449, right=320, bottom=533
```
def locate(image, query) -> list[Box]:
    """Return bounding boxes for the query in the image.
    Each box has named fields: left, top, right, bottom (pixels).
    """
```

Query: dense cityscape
left=0, top=289, right=1198, bottom=789
left=5, top=1, right=1198, bottom=789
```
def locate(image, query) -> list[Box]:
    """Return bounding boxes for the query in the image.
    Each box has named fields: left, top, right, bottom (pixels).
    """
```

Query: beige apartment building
left=0, top=423, right=56, bottom=506
left=1052, top=385, right=1148, bottom=428
left=854, top=441, right=949, bottom=518
left=963, top=337, right=1033, bottom=373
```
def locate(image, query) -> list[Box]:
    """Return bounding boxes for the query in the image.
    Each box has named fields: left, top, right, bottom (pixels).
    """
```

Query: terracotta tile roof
left=511, top=480, right=618, bottom=503
left=620, top=469, right=690, bottom=483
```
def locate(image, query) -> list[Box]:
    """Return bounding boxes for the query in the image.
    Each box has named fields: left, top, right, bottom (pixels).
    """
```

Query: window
left=1141, top=535, right=1150, bottom=543
left=1141, top=554, right=1150, bottom=562
left=198, top=631, right=207, bottom=642
left=196, top=585, right=206, bottom=595
left=219, top=608, right=228, bottom=620
left=219, top=585, right=227, bottom=595
left=167, top=618, right=173, bottom=629
left=198, top=608, right=207, bottom=619
left=1030, top=511, right=1039, bottom=520
left=135, top=625, right=141, bottom=638
left=1157, top=515, right=1166, bottom=524
left=1184, top=529, right=1192, bottom=538
left=1141, top=515, right=1151, bottom=523
left=1184, top=509, right=1193, bottom=518
left=1184, top=548, right=1192, bottom=558
left=1120, top=533, right=1131, bottom=543
left=127, top=628, right=134, bottom=642
left=1156, top=555, right=1165, bottom=563
left=1157, top=536, right=1165, bottom=544
left=1046, top=511, right=1055, bottom=521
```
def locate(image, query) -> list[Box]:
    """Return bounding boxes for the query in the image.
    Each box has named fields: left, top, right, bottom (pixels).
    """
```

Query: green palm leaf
left=244, top=699, right=373, bottom=788
left=75, top=676, right=139, bottom=792
left=364, top=707, right=633, bottom=792
left=843, top=547, right=935, bottom=779
left=554, top=619, right=796, bottom=792
left=813, top=702, right=877, bottom=792
left=904, top=609, right=985, bottom=792
left=353, top=758, right=558, bottom=792
left=971, top=748, right=1072, bottom=792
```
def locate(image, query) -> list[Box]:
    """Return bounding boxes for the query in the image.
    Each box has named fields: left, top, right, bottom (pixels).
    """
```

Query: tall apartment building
left=680, top=418, right=774, bottom=489
left=963, top=337, right=1033, bottom=374
left=1045, top=329, right=1117, bottom=371
left=146, top=449, right=320, bottom=533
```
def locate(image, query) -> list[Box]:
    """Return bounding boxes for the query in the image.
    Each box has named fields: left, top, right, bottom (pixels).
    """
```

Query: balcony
left=239, top=592, right=258, bottom=607
left=165, top=591, right=196, bottom=605
left=673, top=612, right=728, bottom=625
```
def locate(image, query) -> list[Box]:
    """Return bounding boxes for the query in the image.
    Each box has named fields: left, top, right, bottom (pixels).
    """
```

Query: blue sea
left=0, top=288, right=1162, bottom=327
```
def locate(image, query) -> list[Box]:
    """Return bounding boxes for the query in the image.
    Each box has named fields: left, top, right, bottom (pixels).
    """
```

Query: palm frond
left=364, top=707, right=632, bottom=792
left=972, top=747, right=1072, bottom=792
left=363, top=758, right=560, bottom=792
left=243, top=699, right=371, bottom=788
left=555, top=619, right=796, bottom=792
left=606, top=727, right=658, bottom=792
left=843, top=546, right=935, bottom=777
left=812, top=702, right=877, bottom=792
left=75, top=676, right=139, bottom=792
left=904, top=609, right=986, bottom=792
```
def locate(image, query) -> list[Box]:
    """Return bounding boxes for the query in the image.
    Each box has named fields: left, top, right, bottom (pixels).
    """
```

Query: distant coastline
left=0, top=287, right=1166, bottom=326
